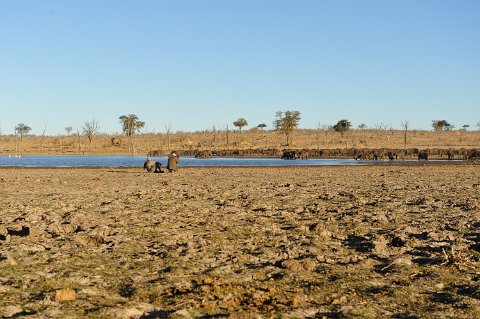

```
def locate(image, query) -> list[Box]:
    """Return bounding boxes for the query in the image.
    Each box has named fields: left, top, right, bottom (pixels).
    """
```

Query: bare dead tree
left=316, top=122, right=329, bottom=151
left=225, top=125, right=230, bottom=150
left=211, top=124, right=217, bottom=149
left=82, top=119, right=100, bottom=144
left=315, top=122, right=321, bottom=151
left=316, top=124, right=330, bottom=149
left=40, top=121, right=47, bottom=149
left=0, top=123, right=3, bottom=153
left=374, top=122, right=389, bottom=148
left=201, top=129, right=209, bottom=147
left=65, top=126, right=73, bottom=136
left=165, top=123, right=172, bottom=149
left=401, top=119, right=409, bottom=152
left=76, top=129, right=82, bottom=152
left=15, top=130, right=19, bottom=153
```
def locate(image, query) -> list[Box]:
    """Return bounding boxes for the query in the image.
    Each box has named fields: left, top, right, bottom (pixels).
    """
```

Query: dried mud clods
left=1, top=165, right=480, bottom=318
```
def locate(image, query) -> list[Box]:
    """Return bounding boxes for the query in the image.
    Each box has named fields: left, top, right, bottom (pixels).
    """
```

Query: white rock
left=3, top=305, right=24, bottom=317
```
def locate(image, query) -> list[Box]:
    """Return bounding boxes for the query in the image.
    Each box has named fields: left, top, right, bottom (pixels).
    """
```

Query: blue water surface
left=0, top=155, right=368, bottom=167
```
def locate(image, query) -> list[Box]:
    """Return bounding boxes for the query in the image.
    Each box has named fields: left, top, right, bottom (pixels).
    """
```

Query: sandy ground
left=1, top=164, right=479, bottom=318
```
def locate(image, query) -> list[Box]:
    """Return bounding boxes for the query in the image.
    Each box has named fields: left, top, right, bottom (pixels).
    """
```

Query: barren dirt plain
left=1, top=163, right=480, bottom=318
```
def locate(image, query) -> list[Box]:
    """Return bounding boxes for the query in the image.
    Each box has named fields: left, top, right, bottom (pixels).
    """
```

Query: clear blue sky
left=1, top=0, right=479, bottom=135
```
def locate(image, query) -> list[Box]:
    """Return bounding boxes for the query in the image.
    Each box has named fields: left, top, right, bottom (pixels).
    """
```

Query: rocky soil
left=1, top=164, right=479, bottom=318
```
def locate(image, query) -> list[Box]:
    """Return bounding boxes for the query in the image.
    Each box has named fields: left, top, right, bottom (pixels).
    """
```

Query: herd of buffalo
left=146, top=147, right=480, bottom=161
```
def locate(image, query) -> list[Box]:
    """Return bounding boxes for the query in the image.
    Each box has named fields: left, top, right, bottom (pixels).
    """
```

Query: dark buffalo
left=281, top=150, right=296, bottom=160
left=447, top=148, right=455, bottom=160
left=418, top=150, right=429, bottom=160
left=468, top=149, right=480, bottom=160
left=195, top=150, right=212, bottom=158
left=372, top=150, right=384, bottom=160
left=387, top=151, right=397, bottom=160
left=147, top=150, right=162, bottom=157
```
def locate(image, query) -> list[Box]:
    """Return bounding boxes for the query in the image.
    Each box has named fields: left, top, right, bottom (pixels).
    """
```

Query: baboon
left=167, top=151, right=179, bottom=172
left=144, top=158, right=164, bottom=173
left=154, top=162, right=164, bottom=173
left=144, top=158, right=156, bottom=173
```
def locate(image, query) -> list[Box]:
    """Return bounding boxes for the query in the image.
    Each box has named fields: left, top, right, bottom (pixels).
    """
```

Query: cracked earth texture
left=1, top=164, right=479, bottom=318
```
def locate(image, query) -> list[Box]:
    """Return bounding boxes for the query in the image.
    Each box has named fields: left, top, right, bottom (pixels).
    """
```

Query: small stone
left=319, top=229, right=332, bottom=238
left=175, top=281, right=193, bottom=293
left=74, top=235, right=104, bottom=247
left=301, top=260, right=317, bottom=271
left=373, top=235, right=390, bottom=256
left=0, top=226, right=7, bottom=237
left=174, top=308, right=192, bottom=318
left=3, top=305, right=24, bottom=317
left=4, top=252, right=17, bottom=266
left=435, top=283, right=445, bottom=290
left=121, top=308, right=143, bottom=319
left=331, top=298, right=342, bottom=305
left=55, top=288, right=76, bottom=301
left=281, top=259, right=305, bottom=272
left=392, top=257, right=413, bottom=267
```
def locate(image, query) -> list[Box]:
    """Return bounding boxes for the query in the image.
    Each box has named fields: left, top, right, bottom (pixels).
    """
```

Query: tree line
left=3, top=114, right=480, bottom=149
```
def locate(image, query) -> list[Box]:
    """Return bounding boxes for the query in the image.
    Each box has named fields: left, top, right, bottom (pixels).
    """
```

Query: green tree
left=432, top=120, right=452, bottom=131
left=15, top=123, right=31, bottom=140
left=119, top=114, right=145, bottom=153
left=233, top=118, right=248, bottom=132
left=257, top=123, right=267, bottom=130
left=357, top=123, right=367, bottom=129
left=119, top=114, right=145, bottom=136
left=333, top=119, right=351, bottom=138
left=274, top=111, right=301, bottom=145
left=65, top=126, right=73, bottom=136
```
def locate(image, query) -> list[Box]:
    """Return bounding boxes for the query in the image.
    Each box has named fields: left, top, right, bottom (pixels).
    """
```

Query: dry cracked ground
left=1, top=164, right=479, bottom=319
